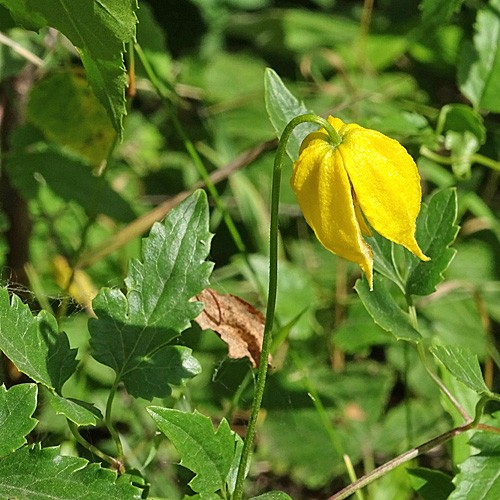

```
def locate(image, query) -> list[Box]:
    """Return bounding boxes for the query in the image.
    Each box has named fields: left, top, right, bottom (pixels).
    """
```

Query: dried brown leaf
left=194, top=288, right=269, bottom=368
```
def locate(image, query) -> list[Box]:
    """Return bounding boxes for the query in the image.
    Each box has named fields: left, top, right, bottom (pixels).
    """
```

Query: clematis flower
left=291, top=116, right=429, bottom=289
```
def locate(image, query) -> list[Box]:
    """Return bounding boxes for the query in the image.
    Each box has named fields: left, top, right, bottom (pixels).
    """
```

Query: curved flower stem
left=233, top=114, right=341, bottom=500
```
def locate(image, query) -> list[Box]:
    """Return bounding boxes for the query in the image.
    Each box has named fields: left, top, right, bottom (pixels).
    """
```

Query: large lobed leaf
left=0, top=289, right=77, bottom=392
left=0, top=384, right=38, bottom=457
left=147, top=407, right=236, bottom=495
left=89, top=190, right=213, bottom=400
left=0, top=445, right=141, bottom=500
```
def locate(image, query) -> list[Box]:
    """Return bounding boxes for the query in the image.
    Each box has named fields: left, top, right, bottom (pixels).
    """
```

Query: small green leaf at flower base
left=405, top=188, right=459, bottom=297
left=430, top=344, right=490, bottom=395
left=366, top=230, right=405, bottom=291
left=264, top=68, right=317, bottom=160
left=355, top=275, right=421, bottom=343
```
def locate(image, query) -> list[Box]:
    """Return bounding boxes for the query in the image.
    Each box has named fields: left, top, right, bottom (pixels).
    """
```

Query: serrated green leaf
left=147, top=407, right=235, bottom=495
left=0, top=384, right=37, bottom=457
left=264, top=68, right=316, bottom=160
left=459, top=0, right=500, bottom=112
left=431, top=344, right=489, bottom=395
left=355, top=275, right=421, bottom=342
left=47, top=391, right=103, bottom=426
left=0, top=445, right=141, bottom=500
left=124, top=190, right=213, bottom=329
left=0, top=289, right=77, bottom=392
left=450, top=414, right=500, bottom=500
left=7, top=145, right=135, bottom=223
left=25, top=0, right=137, bottom=60
left=408, top=467, right=454, bottom=500
left=405, top=188, right=459, bottom=296
left=250, top=493, right=293, bottom=500
left=89, top=190, right=212, bottom=399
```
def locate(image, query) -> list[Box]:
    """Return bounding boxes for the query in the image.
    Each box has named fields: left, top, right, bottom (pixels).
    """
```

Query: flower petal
left=291, top=131, right=374, bottom=287
left=334, top=118, right=429, bottom=261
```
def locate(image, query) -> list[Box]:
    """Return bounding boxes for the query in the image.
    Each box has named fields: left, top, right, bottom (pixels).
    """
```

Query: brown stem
left=76, top=139, right=277, bottom=269
left=327, top=422, right=476, bottom=500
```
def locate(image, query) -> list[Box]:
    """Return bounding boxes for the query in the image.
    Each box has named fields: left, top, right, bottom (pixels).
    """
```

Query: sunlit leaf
left=431, top=344, right=490, bottom=395
left=0, top=445, right=141, bottom=500
left=89, top=190, right=212, bottom=399
left=147, top=407, right=236, bottom=495
left=0, top=289, right=77, bottom=392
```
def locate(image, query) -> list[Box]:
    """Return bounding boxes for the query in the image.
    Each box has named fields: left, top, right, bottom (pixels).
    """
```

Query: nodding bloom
left=291, top=116, right=429, bottom=289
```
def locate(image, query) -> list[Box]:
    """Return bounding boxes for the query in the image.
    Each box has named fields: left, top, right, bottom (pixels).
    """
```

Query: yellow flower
left=291, top=116, right=429, bottom=289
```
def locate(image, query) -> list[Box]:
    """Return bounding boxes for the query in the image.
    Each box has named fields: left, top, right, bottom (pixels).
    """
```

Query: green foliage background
left=1, top=0, right=500, bottom=499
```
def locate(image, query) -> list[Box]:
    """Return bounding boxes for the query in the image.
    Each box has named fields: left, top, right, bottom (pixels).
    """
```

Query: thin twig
left=327, top=422, right=474, bottom=500
left=0, top=31, right=43, bottom=66
left=75, top=139, right=276, bottom=269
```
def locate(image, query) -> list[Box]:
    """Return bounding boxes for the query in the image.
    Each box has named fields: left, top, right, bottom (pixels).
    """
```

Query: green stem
left=68, top=420, right=124, bottom=472
left=105, top=376, right=124, bottom=466
left=232, top=114, right=341, bottom=500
